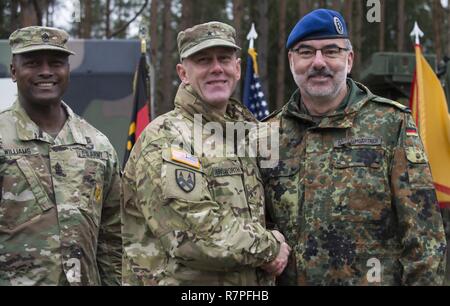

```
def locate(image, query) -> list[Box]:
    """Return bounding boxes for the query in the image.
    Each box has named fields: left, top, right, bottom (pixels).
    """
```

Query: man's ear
left=347, top=51, right=354, bottom=74
left=10, top=59, right=17, bottom=82
left=176, top=63, right=189, bottom=85
left=235, top=57, right=241, bottom=81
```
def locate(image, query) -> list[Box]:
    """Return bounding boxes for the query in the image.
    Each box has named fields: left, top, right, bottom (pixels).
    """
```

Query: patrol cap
left=286, top=9, right=349, bottom=49
left=177, top=21, right=241, bottom=60
left=9, top=26, right=75, bottom=55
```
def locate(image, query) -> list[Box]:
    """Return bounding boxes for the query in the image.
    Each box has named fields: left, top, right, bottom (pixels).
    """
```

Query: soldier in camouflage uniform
left=121, top=21, right=291, bottom=286
left=261, top=9, right=447, bottom=285
left=0, top=26, right=122, bottom=285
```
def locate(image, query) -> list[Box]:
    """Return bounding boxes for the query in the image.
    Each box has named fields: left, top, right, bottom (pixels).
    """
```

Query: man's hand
left=261, top=234, right=291, bottom=276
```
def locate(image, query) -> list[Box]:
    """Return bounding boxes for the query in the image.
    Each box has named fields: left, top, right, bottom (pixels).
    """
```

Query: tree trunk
left=233, top=0, right=244, bottom=99
left=276, top=0, right=286, bottom=109
left=158, top=0, right=174, bottom=116
left=378, top=0, right=385, bottom=51
left=10, top=0, right=20, bottom=30
left=105, top=0, right=111, bottom=38
left=299, top=0, right=311, bottom=17
left=180, top=0, right=193, bottom=30
left=18, top=0, right=39, bottom=26
left=257, top=0, right=270, bottom=104
left=397, top=0, right=405, bottom=52
left=343, top=0, right=353, bottom=40
left=82, top=0, right=92, bottom=38
left=233, top=0, right=244, bottom=48
left=432, top=0, right=443, bottom=62
left=353, top=0, right=363, bottom=78
left=447, top=5, right=450, bottom=56
left=329, top=0, right=342, bottom=12
left=150, top=0, right=159, bottom=62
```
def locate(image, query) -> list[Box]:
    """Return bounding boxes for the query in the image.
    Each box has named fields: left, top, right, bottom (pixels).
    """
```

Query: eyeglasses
left=290, top=46, right=350, bottom=59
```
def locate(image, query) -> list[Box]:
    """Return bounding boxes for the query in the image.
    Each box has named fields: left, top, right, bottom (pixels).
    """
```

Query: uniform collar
left=284, top=78, right=375, bottom=129
left=174, top=84, right=257, bottom=126
left=12, top=100, right=87, bottom=145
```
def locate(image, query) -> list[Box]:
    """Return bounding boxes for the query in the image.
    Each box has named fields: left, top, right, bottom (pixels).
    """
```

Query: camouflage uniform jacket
left=262, top=79, right=446, bottom=285
left=0, top=100, right=122, bottom=286
left=122, top=84, right=280, bottom=286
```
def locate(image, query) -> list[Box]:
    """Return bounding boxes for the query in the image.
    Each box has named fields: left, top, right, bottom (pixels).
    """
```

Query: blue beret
left=286, top=9, right=349, bottom=49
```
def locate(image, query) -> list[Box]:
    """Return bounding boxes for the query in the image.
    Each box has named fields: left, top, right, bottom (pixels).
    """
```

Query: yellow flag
left=411, top=45, right=450, bottom=207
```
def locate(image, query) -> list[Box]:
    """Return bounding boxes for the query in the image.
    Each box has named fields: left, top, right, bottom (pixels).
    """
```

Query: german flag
left=123, top=46, right=151, bottom=168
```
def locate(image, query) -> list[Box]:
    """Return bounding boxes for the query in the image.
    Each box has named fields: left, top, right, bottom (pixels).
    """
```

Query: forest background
left=0, top=0, right=449, bottom=116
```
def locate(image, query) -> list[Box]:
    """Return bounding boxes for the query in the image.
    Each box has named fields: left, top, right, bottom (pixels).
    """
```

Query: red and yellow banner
left=410, top=44, right=450, bottom=207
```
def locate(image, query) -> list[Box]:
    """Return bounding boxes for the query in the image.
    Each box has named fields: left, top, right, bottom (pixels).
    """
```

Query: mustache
left=307, top=69, right=333, bottom=78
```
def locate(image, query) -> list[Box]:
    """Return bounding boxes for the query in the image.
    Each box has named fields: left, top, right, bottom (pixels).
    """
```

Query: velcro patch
left=77, top=149, right=109, bottom=160
left=334, top=137, right=382, bottom=148
left=212, top=166, right=243, bottom=177
left=171, top=148, right=200, bottom=169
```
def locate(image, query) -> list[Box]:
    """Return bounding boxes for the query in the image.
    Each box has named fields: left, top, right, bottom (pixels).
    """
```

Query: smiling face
left=10, top=50, right=70, bottom=107
left=288, top=38, right=353, bottom=104
left=176, top=46, right=241, bottom=112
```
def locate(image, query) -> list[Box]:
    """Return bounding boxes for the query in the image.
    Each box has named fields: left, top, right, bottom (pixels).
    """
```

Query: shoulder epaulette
left=371, top=97, right=411, bottom=113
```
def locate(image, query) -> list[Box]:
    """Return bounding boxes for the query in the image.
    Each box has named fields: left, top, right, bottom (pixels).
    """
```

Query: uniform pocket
left=79, top=158, right=106, bottom=226
left=331, top=148, right=390, bottom=223
left=0, top=157, right=50, bottom=230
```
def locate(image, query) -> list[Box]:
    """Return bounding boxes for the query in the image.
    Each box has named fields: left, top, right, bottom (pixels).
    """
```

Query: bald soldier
left=121, top=21, right=290, bottom=285
left=0, top=26, right=122, bottom=285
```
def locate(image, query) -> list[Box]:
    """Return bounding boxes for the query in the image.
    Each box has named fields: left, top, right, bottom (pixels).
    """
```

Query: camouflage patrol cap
left=177, top=21, right=241, bottom=60
left=9, top=26, right=75, bottom=55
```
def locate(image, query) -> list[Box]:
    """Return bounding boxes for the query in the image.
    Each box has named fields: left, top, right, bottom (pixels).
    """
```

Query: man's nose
left=38, top=61, right=53, bottom=77
left=210, top=58, right=224, bottom=73
left=311, top=50, right=327, bottom=69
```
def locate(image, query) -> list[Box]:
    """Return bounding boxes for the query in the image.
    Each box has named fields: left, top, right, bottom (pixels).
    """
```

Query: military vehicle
left=360, top=51, right=450, bottom=108
left=0, top=39, right=144, bottom=164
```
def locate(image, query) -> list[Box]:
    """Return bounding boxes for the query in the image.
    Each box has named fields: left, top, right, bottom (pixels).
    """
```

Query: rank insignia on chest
left=171, top=148, right=200, bottom=169
left=175, top=169, right=196, bottom=193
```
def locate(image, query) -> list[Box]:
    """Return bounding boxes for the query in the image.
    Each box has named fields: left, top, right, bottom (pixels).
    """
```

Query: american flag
left=243, top=48, right=269, bottom=120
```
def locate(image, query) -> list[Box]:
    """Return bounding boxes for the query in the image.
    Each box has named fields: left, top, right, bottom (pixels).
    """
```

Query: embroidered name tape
left=334, top=137, right=382, bottom=148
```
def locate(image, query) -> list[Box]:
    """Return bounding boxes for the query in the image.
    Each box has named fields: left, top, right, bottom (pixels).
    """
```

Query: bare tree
left=353, top=0, right=363, bottom=78
left=257, top=0, right=270, bottom=103
left=180, top=0, right=193, bottom=30
left=343, top=0, right=353, bottom=39
left=299, top=0, right=311, bottom=17
left=158, top=0, right=175, bottom=116
left=104, top=0, right=111, bottom=38
left=150, top=0, right=159, bottom=62
left=10, top=0, right=20, bottom=30
left=276, top=0, right=286, bottom=109
left=233, top=0, right=244, bottom=98
left=81, top=0, right=92, bottom=38
left=432, top=0, right=443, bottom=62
left=18, top=0, right=41, bottom=26
left=447, top=5, right=450, bottom=56
left=397, top=0, right=405, bottom=52
left=329, top=0, right=342, bottom=11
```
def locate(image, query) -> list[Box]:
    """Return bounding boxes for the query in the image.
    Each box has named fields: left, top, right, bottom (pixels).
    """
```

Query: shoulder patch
left=171, top=148, right=200, bottom=169
left=371, top=97, right=411, bottom=113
